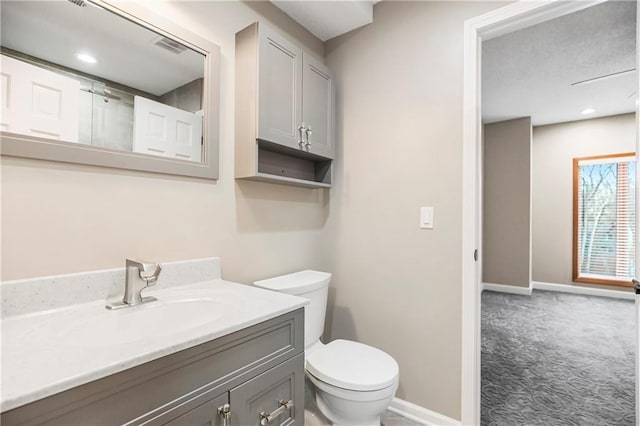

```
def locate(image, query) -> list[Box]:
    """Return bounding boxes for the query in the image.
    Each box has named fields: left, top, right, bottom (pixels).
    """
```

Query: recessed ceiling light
left=581, top=108, right=596, bottom=115
left=76, top=53, right=97, bottom=64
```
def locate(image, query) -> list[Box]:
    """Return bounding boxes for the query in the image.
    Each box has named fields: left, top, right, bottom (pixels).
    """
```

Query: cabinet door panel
left=257, top=26, right=302, bottom=150
left=163, top=393, right=227, bottom=426
left=230, top=354, right=304, bottom=426
left=302, top=55, right=333, bottom=159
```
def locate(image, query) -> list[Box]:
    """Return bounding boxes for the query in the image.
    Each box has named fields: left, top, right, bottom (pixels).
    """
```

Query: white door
left=0, top=57, right=21, bottom=134
left=133, top=96, right=202, bottom=162
left=0, top=54, right=79, bottom=142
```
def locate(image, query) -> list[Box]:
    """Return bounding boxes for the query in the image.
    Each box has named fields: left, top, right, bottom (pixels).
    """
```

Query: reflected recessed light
left=76, top=53, right=97, bottom=64
left=581, top=108, right=596, bottom=115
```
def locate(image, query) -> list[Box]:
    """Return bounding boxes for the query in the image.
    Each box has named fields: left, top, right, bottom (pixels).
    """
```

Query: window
left=573, top=153, right=636, bottom=286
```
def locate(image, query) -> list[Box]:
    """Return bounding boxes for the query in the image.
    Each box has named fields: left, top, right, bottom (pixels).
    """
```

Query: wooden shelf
left=238, top=173, right=332, bottom=189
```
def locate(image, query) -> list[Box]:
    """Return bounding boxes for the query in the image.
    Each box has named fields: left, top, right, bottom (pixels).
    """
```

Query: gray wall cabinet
left=235, top=22, right=334, bottom=188
left=1, top=309, right=304, bottom=426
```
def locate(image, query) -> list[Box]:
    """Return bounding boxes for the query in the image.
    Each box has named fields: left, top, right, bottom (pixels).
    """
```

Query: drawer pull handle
left=259, top=399, right=293, bottom=425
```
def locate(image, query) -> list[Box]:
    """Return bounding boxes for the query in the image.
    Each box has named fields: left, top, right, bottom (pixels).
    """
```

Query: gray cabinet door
left=163, top=393, right=228, bottom=426
left=229, top=354, right=304, bottom=426
left=257, top=25, right=303, bottom=150
left=302, top=55, right=333, bottom=159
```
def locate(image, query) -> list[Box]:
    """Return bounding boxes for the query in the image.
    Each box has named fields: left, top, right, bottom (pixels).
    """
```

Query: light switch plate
left=420, top=206, right=434, bottom=229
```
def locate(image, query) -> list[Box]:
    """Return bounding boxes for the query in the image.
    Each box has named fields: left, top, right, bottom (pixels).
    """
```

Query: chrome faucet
left=107, top=259, right=162, bottom=310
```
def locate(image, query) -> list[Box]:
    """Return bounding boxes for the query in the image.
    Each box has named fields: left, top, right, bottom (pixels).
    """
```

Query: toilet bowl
left=308, top=373, right=398, bottom=426
left=254, top=271, right=399, bottom=426
left=306, top=339, right=399, bottom=426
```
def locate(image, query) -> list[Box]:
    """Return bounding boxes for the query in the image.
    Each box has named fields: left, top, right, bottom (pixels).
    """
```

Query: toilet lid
left=306, top=340, right=399, bottom=391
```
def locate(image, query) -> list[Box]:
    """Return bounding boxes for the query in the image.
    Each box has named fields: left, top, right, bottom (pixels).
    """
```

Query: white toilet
left=254, top=270, right=399, bottom=426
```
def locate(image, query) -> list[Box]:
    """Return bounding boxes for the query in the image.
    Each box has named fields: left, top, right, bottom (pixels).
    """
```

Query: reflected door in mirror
left=133, top=96, right=202, bottom=162
left=1, top=55, right=80, bottom=141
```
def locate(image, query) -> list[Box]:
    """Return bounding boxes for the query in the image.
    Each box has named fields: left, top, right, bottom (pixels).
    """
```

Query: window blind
left=576, top=154, right=636, bottom=282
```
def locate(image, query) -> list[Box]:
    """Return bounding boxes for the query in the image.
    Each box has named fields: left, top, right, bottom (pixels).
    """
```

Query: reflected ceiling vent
left=154, top=37, right=188, bottom=55
left=67, top=0, right=87, bottom=7
left=67, top=0, right=105, bottom=10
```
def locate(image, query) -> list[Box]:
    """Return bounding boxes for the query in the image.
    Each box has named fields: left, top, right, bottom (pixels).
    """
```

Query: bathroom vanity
left=0, top=259, right=306, bottom=426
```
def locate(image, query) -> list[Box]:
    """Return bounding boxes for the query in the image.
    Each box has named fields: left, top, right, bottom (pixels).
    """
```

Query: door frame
left=635, top=1, right=640, bottom=423
left=461, top=1, right=611, bottom=424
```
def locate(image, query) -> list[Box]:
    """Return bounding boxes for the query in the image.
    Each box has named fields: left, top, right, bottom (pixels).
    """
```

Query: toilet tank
left=254, top=270, right=331, bottom=350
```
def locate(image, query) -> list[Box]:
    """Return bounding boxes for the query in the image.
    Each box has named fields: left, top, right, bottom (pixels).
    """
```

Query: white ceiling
left=482, top=0, right=637, bottom=126
left=270, top=1, right=377, bottom=42
left=0, top=1, right=204, bottom=96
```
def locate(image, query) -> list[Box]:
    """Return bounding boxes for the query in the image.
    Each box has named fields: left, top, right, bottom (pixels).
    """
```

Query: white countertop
left=1, top=279, right=307, bottom=412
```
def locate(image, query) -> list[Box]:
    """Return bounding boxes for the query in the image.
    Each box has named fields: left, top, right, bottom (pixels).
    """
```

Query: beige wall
left=1, top=1, right=510, bottom=420
left=483, top=118, right=532, bottom=288
left=0, top=1, right=329, bottom=283
left=532, top=113, right=636, bottom=289
left=323, top=1, right=504, bottom=420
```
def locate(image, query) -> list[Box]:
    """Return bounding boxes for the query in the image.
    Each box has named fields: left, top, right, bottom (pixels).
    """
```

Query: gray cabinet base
left=1, top=309, right=304, bottom=426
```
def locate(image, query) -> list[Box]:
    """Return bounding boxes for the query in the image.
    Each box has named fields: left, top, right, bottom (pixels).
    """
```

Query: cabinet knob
left=259, top=399, right=294, bottom=425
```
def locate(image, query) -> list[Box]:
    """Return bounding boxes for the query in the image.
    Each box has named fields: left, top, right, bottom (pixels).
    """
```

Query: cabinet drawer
left=162, top=393, right=228, bottom=426
left=1, top=309, right=303, bottom=426
left=230, top=354, right=304, bottom=426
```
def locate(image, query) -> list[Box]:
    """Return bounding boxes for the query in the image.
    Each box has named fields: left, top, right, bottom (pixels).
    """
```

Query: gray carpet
left=482, top=290, right=636, bottom=425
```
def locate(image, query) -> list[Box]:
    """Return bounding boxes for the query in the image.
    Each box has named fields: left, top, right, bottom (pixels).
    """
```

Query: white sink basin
left=1, top=279, right=308, bottom=413
left=54, top=298, right=223, bottom=347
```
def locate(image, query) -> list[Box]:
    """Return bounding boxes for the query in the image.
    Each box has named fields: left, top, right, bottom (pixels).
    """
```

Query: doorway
left=461, top=1, right=639, bottom=424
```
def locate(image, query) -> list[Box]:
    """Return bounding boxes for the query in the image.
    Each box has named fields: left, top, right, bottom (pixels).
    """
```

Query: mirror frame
left=0, top=1, right=221, bottom=180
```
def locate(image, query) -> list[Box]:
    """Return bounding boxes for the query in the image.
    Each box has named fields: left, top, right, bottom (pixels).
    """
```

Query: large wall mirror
left=0, top=0, right=220, bottom=179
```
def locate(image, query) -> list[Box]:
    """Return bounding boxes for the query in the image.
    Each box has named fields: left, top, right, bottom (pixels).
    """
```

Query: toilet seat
left=306, top=339, right=399, bottom=391
left=307, top=370, right=398, bottom=402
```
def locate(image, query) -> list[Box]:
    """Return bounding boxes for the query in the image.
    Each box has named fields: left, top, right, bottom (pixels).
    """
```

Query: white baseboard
left=388, top=398, right=461, bottom=426
left=482, top=282, right=532, bottom=296
left=532, top=281, right=634, bottom=300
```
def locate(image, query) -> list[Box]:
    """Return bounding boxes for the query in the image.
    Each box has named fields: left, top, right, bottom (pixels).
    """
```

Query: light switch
left=420, top=206, right=434, bottom=229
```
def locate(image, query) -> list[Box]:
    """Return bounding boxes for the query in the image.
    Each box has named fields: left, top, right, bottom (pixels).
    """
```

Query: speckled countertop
left=1, top=264, right=307, bottom=412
